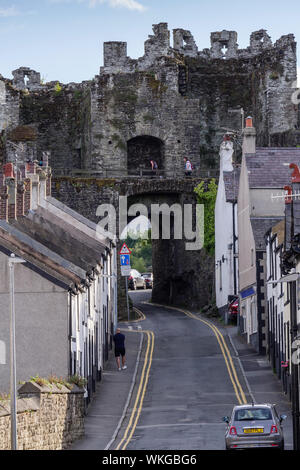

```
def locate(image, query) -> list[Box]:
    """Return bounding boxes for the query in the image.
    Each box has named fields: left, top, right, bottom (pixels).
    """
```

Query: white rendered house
left=215, top=136, right=239, bottom=321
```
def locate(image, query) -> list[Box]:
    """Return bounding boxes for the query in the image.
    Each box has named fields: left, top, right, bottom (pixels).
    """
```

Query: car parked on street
left=223, top=403, right=287, bottom=450
left=142, top=272, right=153, bottom=289
left=128, top=269, right=146, bottom=290
left=228, top=296, right=239, bottom=322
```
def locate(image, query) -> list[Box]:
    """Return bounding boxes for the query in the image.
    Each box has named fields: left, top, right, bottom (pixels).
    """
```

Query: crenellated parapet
left=12, top=67, right=42, bottom=91
left=0, top=22, right=298, bottom=177
left=100, top=23, right=297, bottom=73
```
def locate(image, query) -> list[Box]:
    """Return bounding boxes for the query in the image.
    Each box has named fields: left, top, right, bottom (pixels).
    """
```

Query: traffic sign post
left=119, top=244, right=132, bottom=322
left=120, top=254, right=130, bottom=266
left=119, top=243, right=132, bottom=255
left=125, top=276, right=130, bottom=323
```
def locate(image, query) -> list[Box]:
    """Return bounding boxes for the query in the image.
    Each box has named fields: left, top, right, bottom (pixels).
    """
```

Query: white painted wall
left=215, top=140, right=238, bottom=314
left=0, top=251, right=68, bottom=392
left=266, top=232, right=287, bottom=370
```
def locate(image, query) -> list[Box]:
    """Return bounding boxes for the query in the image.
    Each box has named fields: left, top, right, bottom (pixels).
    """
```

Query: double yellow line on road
left=148, top=302, right=247, bottom=406
left=116, top=327, right=154, bottom=450
left=116, top=302, right=247, bottom=450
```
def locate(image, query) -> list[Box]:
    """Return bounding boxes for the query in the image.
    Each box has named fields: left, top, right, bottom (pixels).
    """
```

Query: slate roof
left=10, top=208, right=107, bottom=275
left=250, top=217, right=284, bottom=250
left=46, top=196, right=114, bottom=246
left=0, top=221, right=84, bottom=290
left=223, top=167, right=240, bottom=202
left=246, top=148, right=300, bottom=188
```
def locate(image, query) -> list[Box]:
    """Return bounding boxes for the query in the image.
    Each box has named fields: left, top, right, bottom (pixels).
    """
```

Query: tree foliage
left=194, top=179, right=217, bottom=256
left=124, top=229, right=152, bottom=273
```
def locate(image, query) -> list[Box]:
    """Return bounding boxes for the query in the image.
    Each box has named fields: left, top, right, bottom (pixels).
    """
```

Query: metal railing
left=52, top=167, right=219, bottom=179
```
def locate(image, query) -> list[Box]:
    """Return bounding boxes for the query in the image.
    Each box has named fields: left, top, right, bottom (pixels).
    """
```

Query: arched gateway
left=127, top=136, right=164, bottom=173
left=52, top=176, right=215, bottom=317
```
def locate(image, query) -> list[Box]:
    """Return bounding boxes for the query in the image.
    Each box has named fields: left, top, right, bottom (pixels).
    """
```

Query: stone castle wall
left=0, top=24, right=298, bottom=174
left=51, top=175, right=215, bottom=310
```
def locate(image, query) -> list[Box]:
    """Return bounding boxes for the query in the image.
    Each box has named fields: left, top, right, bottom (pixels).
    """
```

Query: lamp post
left=8, top=253, right=25, bottom=451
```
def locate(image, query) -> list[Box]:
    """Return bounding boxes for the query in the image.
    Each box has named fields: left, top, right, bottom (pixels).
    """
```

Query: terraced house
left=237, top=118, right=300, bottom=354
left=0, top=158, right=117, bottom=404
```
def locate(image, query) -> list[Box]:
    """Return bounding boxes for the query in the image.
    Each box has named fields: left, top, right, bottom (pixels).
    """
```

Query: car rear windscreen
left=234, top=408, right=272, bottom=421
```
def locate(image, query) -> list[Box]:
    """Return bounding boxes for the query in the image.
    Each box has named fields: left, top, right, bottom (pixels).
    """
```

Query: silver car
left=223, top=404, right=287, bottom=450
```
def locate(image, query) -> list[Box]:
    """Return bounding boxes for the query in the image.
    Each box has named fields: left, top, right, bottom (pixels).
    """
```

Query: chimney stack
left=242, top=116, right=256, bottom=155
left=0, top=171, right=8, bottom=221
left=27, top=161, right=39, bottom=210
left=0, top=153, right=51, bottom=221
left=219, top=134, right=234, bottom=172
left=3, top=163, right=17, bottom=220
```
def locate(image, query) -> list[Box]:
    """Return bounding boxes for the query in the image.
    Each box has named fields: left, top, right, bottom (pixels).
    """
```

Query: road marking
left=104, top=332, right=144, bottom=451
left=133, top=306, right=146, bottom=321
left=115, top=301, right=247, bottom=450
left=147, top=302, right=247, bottom=406
left=116, top=329, right=154, bottom=450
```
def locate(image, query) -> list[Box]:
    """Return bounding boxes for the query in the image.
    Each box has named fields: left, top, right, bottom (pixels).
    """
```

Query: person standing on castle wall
left=150, top=160, right=158, bottom=177
left=184, top=158, right=193, bottom=176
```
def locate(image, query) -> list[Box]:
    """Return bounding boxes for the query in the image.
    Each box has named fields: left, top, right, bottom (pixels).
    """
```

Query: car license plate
left=243, top=428, right=264, bottom=434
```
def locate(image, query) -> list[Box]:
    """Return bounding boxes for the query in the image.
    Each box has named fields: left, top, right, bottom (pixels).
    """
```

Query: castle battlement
left=100, top=23, right=296, bottom=74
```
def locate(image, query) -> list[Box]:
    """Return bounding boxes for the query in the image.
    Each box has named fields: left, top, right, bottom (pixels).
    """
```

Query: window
left=77, top=295, right=80, bottom=332
left=234, top=407, right=272, bottom=421
left=250, top=297, right=257, bottom=334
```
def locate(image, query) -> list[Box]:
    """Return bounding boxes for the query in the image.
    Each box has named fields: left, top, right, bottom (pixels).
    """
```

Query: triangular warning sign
left=119, top=243, right=132, bottom=255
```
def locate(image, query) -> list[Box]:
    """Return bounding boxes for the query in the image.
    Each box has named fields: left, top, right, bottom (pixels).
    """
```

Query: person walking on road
left=113, top=328, right=127, bottom=371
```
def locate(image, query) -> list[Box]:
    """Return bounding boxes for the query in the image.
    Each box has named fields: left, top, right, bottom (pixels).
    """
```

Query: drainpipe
left=290, top=279, right=300, bottom=450
left=232, top=202, right=237, bottom=296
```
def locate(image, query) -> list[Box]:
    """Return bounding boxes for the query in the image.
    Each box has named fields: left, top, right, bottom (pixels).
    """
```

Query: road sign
left=120, top=254, right=131, bottom=266
left=119, top=243, right=132, bottom=255
left=121, top=266, right=131, bottom=277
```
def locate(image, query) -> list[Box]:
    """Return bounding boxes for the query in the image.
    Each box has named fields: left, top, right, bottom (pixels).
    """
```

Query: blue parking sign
left=120, top=254, right=131, bottom=266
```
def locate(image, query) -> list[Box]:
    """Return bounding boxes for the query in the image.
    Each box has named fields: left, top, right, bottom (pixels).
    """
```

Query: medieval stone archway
left=52, top=176, right=215, bottom=316
left=127, top=135, right=164, bottom=173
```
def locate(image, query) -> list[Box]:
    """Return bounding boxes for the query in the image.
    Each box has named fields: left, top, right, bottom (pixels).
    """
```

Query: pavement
left=71, top=327, right=143, bottom=450
left=71, top=302, right=294, bottom=451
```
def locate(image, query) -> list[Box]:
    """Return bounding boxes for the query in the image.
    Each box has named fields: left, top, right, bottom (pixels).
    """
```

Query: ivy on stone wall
left=194, top=179, right=217, bottom=256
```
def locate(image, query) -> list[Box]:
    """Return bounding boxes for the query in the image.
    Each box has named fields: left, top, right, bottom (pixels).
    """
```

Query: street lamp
left=8, top=253, right=25, bottom=451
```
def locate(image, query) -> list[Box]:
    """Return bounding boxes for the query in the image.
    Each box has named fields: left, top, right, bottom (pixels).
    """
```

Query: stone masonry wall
left=0, top=382, right=84, bottom=450
left=0, top=24, right=298, bottom=175
left=0, top=77, right=20, bottom=166
left=51, top=176, right=215, bottom=311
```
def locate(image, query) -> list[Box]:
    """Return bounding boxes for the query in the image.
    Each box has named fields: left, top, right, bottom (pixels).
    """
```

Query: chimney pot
left=290, top=163, right=300, bottom=183
left=4, top=163, right=15, bottom=179
left=284, top=185, right=292, bottom=204
left=245, top=116, right=253, bottom=128
left=242, top=117, right=256, bottom=155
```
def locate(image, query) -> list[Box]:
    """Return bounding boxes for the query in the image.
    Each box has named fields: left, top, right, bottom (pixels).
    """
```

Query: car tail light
left=229, top=426, right=237, bottom=435
left=270, top=425, right=278, bottom=434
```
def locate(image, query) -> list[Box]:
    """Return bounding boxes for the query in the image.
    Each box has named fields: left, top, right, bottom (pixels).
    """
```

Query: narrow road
left=116, top=291, right=251, bottom=450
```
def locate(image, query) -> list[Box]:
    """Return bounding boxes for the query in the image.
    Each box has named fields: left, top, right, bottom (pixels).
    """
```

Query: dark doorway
left=127, top=136, right=164, bottom=173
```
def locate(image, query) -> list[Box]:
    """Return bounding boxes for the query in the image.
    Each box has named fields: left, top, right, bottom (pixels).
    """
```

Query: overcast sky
left=1, top=0, right=300, bottom=83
